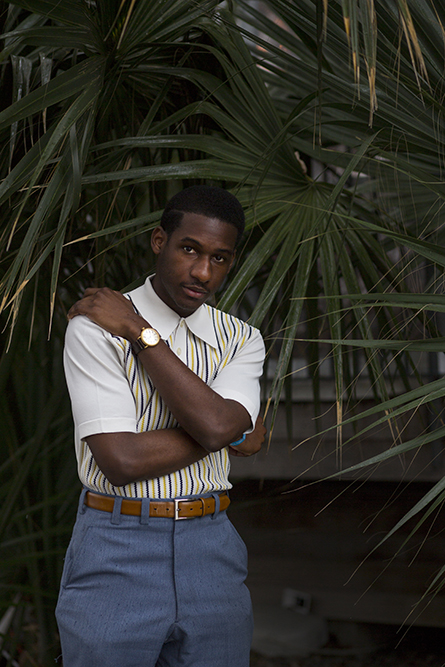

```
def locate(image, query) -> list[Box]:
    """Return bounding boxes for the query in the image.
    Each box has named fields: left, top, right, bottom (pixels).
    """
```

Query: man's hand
left=228, top=415, right=266, bottom=457
left=68, top=287, right=147, bottom=342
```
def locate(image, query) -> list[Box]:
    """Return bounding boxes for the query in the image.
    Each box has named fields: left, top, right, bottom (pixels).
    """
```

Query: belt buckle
left=174, top=498, right=188, bottom=520
left=174, top=497, right=206, bottom=520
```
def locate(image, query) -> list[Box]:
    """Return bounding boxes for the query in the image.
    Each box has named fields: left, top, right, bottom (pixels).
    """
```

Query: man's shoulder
left=66, top=313, right=100, bottom=339
left=65, top=314, right=126, bottom=354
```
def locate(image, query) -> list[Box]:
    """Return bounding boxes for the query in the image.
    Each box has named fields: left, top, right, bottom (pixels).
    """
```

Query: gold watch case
left=134, top=326, right=160, bottom=353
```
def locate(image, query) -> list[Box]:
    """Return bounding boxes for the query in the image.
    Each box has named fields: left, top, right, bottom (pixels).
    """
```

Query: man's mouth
left=182, top=285, right=209, bottom=299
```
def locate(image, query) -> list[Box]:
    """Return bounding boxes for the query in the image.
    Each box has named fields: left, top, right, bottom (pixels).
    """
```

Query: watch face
left=140, top=328, right=160, bottom=347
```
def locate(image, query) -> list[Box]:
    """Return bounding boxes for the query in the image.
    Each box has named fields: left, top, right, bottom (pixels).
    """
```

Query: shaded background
left=2, top=1, right=445, bottom=664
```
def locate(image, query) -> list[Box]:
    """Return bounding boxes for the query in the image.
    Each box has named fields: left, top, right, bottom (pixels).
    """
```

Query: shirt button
left=180, top=320, right=184, bottom=327
left=177, top=348, right=181, bottom=355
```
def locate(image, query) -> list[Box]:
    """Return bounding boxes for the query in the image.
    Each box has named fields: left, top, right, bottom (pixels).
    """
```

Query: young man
left=56, top=186, right=265, bottom=667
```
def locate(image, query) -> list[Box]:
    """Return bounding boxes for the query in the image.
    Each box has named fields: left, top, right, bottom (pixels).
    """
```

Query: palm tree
left=236, top=0, right=445, bottom=618
left=1, top=0, right=445, bottom=662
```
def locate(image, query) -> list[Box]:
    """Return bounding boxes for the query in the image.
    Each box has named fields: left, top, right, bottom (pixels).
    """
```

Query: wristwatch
left=132, top=326, right=161, bottom=354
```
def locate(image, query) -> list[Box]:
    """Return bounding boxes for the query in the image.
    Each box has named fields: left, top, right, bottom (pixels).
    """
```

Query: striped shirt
left=64, top=277, right=265, bottom=499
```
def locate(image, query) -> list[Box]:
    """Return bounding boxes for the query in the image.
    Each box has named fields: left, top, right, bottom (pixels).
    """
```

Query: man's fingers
left=67, top=301, right=81, bottom=320
left=228, top=446, right=248, bottom=457
left=67, top=292, right=95, bottom=320
left=82, top=287, right=100, bottom=297
left=67, top=287, right=116, bottom=319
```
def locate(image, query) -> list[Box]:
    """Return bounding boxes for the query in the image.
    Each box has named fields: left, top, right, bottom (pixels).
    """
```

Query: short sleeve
left=64, top=315, right=137, bottom=439
left=210, top=327, right=265, bottom=432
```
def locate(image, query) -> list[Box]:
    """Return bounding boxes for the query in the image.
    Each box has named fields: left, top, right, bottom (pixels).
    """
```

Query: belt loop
left=140, top=498, right=151, bottom=525
left=211, top=493, right=220, bottom=520
left=78, top=488, right=88, bottom=514
left=111, top=497, right=123, bottom=525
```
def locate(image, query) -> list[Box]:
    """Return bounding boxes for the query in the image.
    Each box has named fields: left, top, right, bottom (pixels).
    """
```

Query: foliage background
left=1, top=0, right=445, bottom=663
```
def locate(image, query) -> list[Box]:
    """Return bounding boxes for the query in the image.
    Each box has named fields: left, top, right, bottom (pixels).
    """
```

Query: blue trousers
left=56, top=490, right=253, bottom=666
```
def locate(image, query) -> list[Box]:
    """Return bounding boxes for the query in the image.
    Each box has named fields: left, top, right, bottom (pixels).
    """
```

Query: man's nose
left=190, top=257, right=212, bottom=283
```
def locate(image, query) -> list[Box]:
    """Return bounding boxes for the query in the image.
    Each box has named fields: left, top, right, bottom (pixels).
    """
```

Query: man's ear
left=151, top=226, right=168, bottom=255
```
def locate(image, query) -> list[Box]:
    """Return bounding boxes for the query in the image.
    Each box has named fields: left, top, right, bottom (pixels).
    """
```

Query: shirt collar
left=127, top=276, right=218, bottom=349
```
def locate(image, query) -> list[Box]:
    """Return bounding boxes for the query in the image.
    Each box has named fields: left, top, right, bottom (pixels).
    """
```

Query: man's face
left=151, top=212, right=237, bottom=317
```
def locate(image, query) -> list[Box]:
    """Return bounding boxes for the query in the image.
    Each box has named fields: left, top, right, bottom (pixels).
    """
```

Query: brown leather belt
left=85, top=491, right=230, bottom=520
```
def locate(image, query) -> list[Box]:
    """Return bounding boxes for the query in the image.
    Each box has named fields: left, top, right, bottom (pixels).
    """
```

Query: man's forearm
left=134, top=340, right=250, bottom=450
left=86, top=427, right=208, bottom=487
left=86, top=415, right=265, bottom=486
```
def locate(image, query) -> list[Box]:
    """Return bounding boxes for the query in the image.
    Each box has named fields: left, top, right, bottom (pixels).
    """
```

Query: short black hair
left=160, top=185, right=245, bottom=246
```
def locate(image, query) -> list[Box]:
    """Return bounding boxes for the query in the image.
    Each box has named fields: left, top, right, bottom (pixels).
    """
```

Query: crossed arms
left=66, top=288, right=266, bottom=487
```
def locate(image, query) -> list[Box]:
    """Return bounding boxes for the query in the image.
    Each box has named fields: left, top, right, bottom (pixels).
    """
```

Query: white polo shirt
left=64, top=276, right=265, bottom=498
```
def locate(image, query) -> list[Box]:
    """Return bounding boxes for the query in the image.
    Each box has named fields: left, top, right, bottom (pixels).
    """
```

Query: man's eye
left=183, top=246, right=195, bottom=253
left=214, top=255, right=226, bottom=263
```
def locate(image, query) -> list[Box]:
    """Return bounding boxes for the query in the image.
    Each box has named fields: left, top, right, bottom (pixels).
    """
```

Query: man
left=56, top=185, right=266, bottom=667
